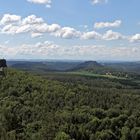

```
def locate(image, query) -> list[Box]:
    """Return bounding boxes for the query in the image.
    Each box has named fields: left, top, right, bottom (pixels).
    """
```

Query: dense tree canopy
left=0, top=69, right=140, bottom=140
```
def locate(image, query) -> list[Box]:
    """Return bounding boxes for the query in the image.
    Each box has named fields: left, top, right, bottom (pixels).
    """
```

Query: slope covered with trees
left=0, top=69, right=140, bottom=140
left=9, top=60, right=140, bottom=79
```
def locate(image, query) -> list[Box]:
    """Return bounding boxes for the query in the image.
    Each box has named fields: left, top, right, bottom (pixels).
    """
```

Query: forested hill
left=0, top=69, right=140, bottom=140
left=70, top=61, right=102, bottom=71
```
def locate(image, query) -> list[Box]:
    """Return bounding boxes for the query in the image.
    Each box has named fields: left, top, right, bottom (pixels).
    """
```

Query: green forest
left=0, top=69, right=140, bottom=140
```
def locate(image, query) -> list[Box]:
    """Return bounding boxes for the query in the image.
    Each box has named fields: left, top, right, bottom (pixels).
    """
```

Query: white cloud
left=27, top=0, right=51, bottom=4
left=0, top=45, right=18, bottom=57
left=46, top=4, right=51, bottom=8
left=46, top=24, right=61, bottom=33
left=53, top=27, right=81, bottom=39
left=130, top=34, right=140, bottom=42
left=103, top=30, right=124, bottom=40
left=27, top=0, right=52, bottom=8
left=94, top=20, right=122, bottom=29
left=1, top=24, right=19, bottom=35
left=22, top=15, right=44, bottom=25
left=91, top=0, right=108, bottom=5
left=0, top=14, right=58, bottom=36
left=31, top=23, right=48, bottom=33
left=81, top=31, right=101, bottom=40
left=31, top=32, right=43, bottom=38
left=0, top=14, right=129, bottom=41
left=0, top=14, right=81, bottom=39
left=1, top=42, right=140, bottom=60
left=18, top=41, right=59, bottom=56
left=0, top=14, right=21, bottom=25
left=16, top=24, right=31, bottom=34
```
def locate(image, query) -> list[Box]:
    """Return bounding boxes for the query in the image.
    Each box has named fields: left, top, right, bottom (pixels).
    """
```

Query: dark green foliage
left=55, top=132, right=70, bottom=140
left=0, top=69, right=140, bottom=140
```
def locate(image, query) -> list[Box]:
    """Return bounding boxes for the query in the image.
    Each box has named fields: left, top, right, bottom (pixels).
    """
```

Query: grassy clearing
left=68, top=71, right=127, bottom=80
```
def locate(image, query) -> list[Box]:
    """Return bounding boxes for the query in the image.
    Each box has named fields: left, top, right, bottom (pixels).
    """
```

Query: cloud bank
left=0, top=14, right=140, bottom=42
left=1, top=41, right=140, bottom=60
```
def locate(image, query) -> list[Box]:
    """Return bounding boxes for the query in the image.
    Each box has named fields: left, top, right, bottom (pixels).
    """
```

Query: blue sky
left=0, top=0, right=140, bottom=60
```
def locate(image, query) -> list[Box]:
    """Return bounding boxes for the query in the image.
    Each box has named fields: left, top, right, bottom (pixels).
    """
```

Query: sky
left=0, top=0, right=140, bottom=61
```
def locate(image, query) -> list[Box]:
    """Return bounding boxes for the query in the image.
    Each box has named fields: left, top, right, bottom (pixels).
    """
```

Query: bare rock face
left=0, top=59, right=7, bottom=76
left=0, top=59, right=7, bottom=67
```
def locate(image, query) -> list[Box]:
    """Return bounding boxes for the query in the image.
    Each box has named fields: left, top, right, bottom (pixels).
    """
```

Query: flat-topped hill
left=71, top=61, right=102, bottom=71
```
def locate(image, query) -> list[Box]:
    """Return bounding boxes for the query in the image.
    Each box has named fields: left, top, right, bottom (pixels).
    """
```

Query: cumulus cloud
left=0, top=14, right=80, bottom=39
left=0, top=14, right=21, bottom=25
left=130, top=34, right=140, bottom=42
left=46, top=24, right=61, bottom=33
left=103, top=30, right=124, bottom=40
left=22, top=15, right=44, bottom=25
left=1, top=24, right=19, bottom=35
left=0, top=14, right=60, bottom=38
left=91, top=0, right=108, bottom=5
left=94, top=20, right=122, bottom=29
left=18, top=41, right=59, bottom=56
left=0, top=14, right=129, bottom=41
left=53, top=27, right=81, bottom=39
left=81, top=31, right=102, bottom=40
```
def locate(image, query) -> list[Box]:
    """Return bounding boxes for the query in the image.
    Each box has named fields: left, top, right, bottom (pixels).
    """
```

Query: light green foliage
left=55, top=132, right=70, bottom=140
